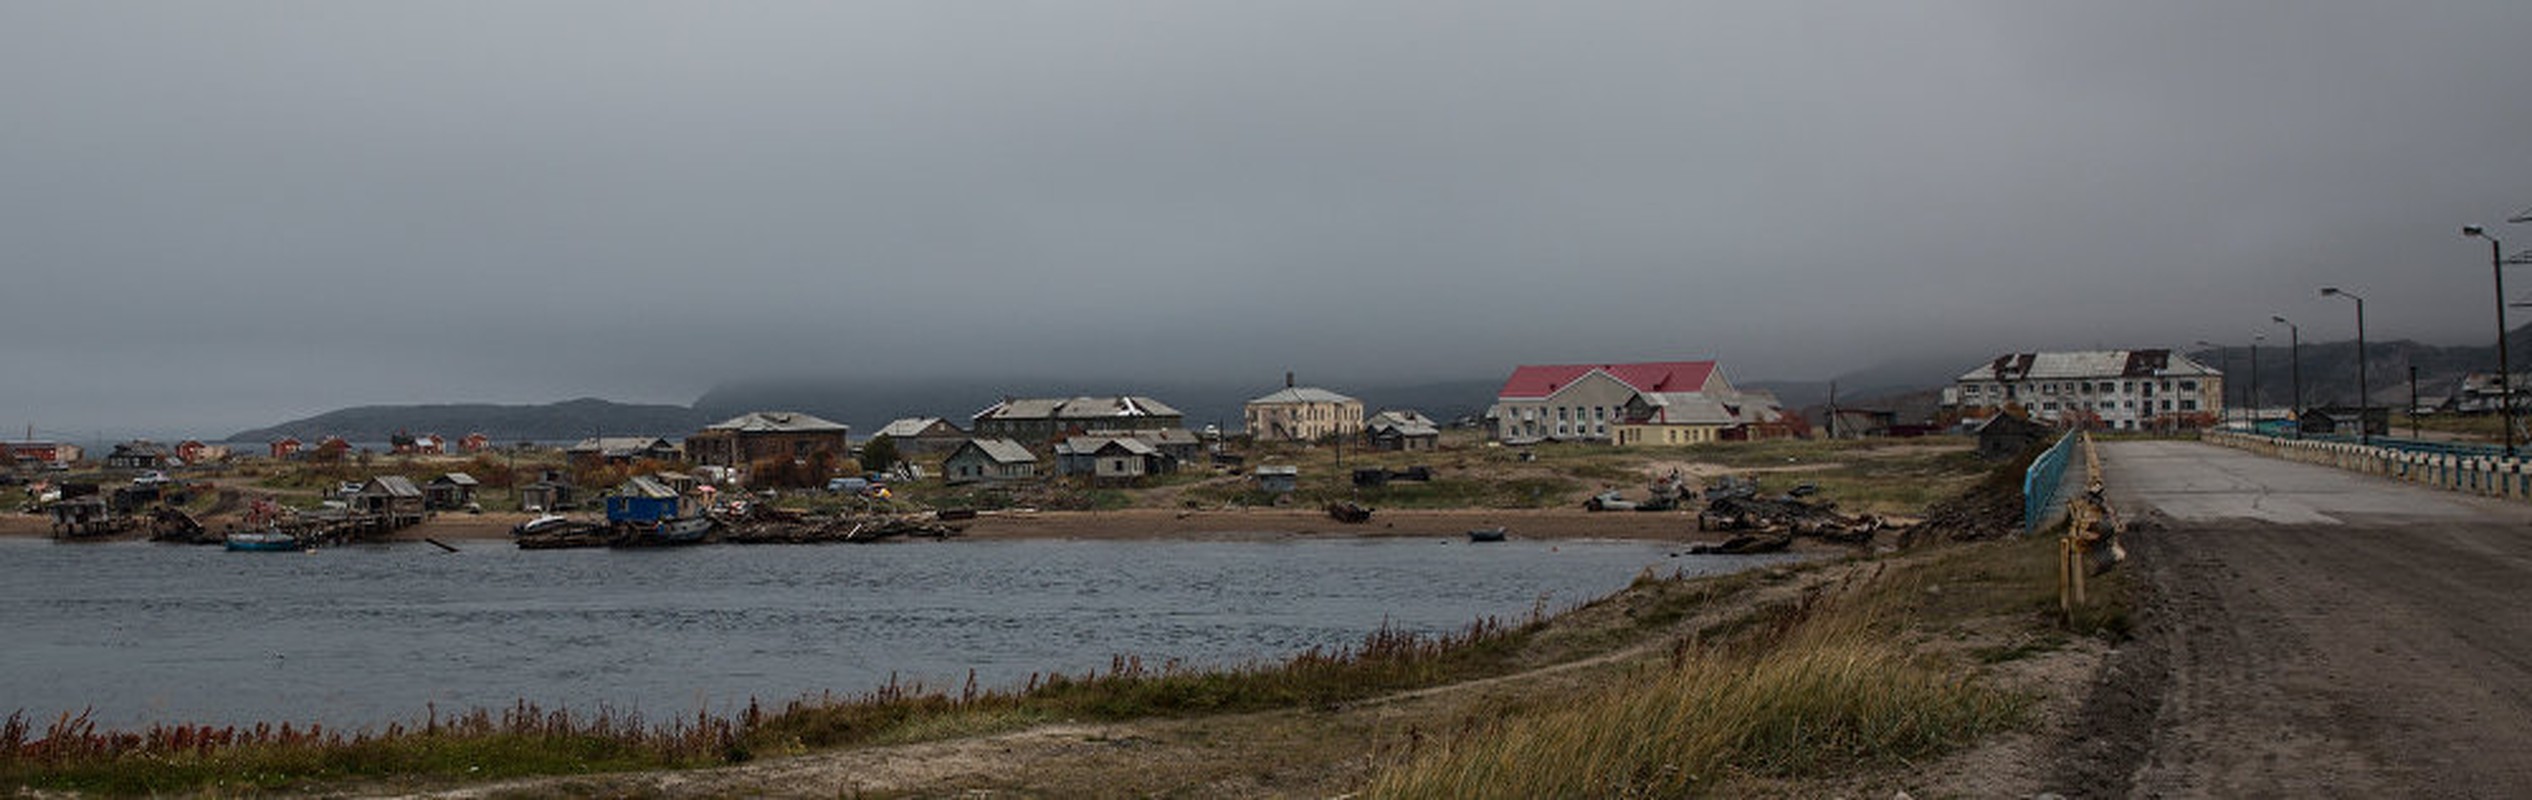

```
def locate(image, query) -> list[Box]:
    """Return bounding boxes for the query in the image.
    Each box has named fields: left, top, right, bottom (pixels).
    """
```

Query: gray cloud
left=7, top=2, right=2532, bottom=437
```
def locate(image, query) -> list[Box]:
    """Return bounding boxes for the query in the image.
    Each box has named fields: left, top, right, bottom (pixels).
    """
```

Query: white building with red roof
left=1489, top=360, right=1789, bottom=445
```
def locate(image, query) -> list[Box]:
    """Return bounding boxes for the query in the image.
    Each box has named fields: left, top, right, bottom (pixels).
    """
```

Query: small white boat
left=513, top=513, right=574, bottom=536
left=225, top=530, right=302, bottom=552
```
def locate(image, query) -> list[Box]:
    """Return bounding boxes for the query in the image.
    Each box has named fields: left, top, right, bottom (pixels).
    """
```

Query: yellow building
left=1245, top=385, right=1363, bottom=442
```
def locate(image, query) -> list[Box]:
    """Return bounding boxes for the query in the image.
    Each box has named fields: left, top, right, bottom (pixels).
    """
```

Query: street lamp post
left=2321, top=287, right=2369, bottom=444
left=2196, top=339, right=2233, bottom=429
left=2272, top=315, right=2302, bottom=435
left=2251, top=333, right=2267, bottom=430
left=2465, top=225, right=2517, bottom=457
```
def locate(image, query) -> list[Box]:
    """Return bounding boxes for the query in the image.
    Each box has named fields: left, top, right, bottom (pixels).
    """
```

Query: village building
left=1055, top=435, right=1176, bottom=482
left=942, top=438, right=1041, bottom=485
left=1243, top=382, right=1363, bottom=443
left=2447, top=372, right=2525, bottom=414
left=391, top=432, right=446, bottom=455
left=685, top=411, right=850, bottom=468
left=566, top=436, right=682, bottom=465
left=604, top=475, right=688, bottom=524
left=1822, top=409, right=1899, bottom=440
left=1364, top=410, right=1442, bottom=452
left=1490, top=361, right=1790, bottom=445
left=2, top=440, right=81, bottom=469
left=871, top=417, right=970, bottom=456
left=104, top=441, right=174, bottom=471
left=268, top=437, right=304, bottom=460
left=519, top=470, right=579, bottom=512
left=352, top=476, right=426, bottom=517
left=313, top=437, right=354, bottom=460
left=1944, top=350, right=2223, bottom=431
left=424, top=473, right=480, bottom=510
left=972, top=396, right=1184, bottom=443
left=1254, top=465, right=1299, bottom=494
left=2299, top=406, right=2391, bottom=437
left=174, top=440, right=230, bottom=465
left=458, top=433, right=493, bottom=453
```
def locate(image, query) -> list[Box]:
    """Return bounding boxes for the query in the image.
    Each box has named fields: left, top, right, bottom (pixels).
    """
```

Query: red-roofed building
left=269, top=437, right=304, bottom=460
left=1491, top=360, right=1789, bottom=444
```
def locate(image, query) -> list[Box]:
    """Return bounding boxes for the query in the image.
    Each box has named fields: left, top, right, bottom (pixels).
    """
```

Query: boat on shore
left=1467, top=526, right=1507, bottom=543
left=625, top=516, right=713, bottom=546
left=224, top=529, right=303, bottom=552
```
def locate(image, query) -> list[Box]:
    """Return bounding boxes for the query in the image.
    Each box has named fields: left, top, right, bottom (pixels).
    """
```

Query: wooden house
left=457, top=433, right=492, bottom=453
left=872, top=417, right=971, bottom=456
left=1364, top=410, right=1441, bottom=452
left=269, top=437, right=304, bottom=460
left=424, top=473, right=480, bottom=510
left=567, top=436, right=682, bottom=465
left=605, top=476, right=685, bottom=524
left=105, top=441, right=172, bottom=470
left=686, top=411, right=849, bottom=468
left=353, top=476, right=426, bottom=517
left=943, top=438, right=1040, bottom=485
left=519, top=470, right=580, bottom=512
left=1254, top=465, right=1299, bottom=494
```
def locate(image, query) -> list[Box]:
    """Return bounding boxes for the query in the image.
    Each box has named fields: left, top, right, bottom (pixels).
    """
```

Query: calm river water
left=1, top=536, right=1796, bottom=729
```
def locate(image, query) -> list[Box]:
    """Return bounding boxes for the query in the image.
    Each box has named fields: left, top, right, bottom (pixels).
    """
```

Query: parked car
left=1584, top=490, right=1636, bottom=512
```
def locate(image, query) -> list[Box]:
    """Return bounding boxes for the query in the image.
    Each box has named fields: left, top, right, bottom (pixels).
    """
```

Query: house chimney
left=1286, top=371, right=1294, bottom=388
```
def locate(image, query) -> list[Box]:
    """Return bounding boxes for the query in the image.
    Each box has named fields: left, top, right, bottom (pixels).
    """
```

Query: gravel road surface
left=2075, top=439, right=2532, bottom=798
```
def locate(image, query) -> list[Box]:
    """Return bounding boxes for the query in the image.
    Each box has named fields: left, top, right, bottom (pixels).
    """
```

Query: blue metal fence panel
left=2023, top=431, right=2077, bottom=532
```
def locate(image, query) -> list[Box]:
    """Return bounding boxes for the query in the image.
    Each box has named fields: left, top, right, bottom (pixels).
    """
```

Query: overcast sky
left=8, top=2, right=2532, bottom=438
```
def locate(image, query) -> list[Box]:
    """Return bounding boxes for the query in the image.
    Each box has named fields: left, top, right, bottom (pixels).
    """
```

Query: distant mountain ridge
left=223, top=398, right=710, bottom=444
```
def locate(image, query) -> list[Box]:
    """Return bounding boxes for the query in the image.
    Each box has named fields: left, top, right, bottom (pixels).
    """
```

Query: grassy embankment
left=1, top=442, right=2122, bottom=796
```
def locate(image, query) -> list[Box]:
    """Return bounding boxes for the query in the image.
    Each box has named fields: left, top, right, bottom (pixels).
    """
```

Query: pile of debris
left=1906, top=463, right=2025, bottom=544
left=719, top=513, right=962, bottom=544
left=1687, top=478, right=1904, bottom=553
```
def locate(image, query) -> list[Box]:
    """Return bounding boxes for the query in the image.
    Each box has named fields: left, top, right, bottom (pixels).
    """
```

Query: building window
left=2179, top=380, right=2198, bottom=391
left=2180, top=399, right=2198, bottom=411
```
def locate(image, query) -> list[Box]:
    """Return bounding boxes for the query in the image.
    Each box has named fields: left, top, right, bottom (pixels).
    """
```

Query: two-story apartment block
left=971, top=396, right=1184, bottom=443
left=685, top=411, right=850, bottom=467
left=1491, top=360, right=1788, bottom=444
left=1943, top=350, right=2222, bottom=431
left=1244, top=384, right=1363, bottom=443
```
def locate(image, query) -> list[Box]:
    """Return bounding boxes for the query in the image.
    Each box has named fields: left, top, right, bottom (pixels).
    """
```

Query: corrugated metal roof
left=1957, top=350, right=2218, bottom=381
left=1498, top=361, right=1719, bottom=400
left=960, top=438, right=1038, bottom=464
left=976, top=396, right=1183, bottom=421
left=617, top=475, right=679, bottom=499
left=875, top=417, right=953, bottom=438
left=367, top=475, right=423, bottom=497
left=1367, top=410, right=1439, bottom=436
left=1248, top=387, right=1359, bottom=405
left=706, top=411, right=848, bottom=433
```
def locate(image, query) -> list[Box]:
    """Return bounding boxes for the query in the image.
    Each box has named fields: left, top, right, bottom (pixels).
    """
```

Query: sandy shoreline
left=0, top=506, right=1741, bottom=544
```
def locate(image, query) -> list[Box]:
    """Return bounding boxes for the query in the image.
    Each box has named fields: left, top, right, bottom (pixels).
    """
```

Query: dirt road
left=2079, top=440, right=2532, bottom=797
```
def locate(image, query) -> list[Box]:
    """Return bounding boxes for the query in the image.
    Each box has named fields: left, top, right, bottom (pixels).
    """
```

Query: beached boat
left=1467, top=526, right=1507, bottom=543
left=622, top=516, right=713, bottom=546
left=224, top=530, right=303, bottom=552
left=513, top=513, right=575, bottom=536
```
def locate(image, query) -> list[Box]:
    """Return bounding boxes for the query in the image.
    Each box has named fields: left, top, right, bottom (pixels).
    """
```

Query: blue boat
left=224, top=530, right=302, bottom=552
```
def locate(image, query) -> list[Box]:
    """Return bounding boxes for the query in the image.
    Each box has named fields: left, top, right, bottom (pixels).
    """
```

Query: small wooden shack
left=424, top=473, right=480, bottom=510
